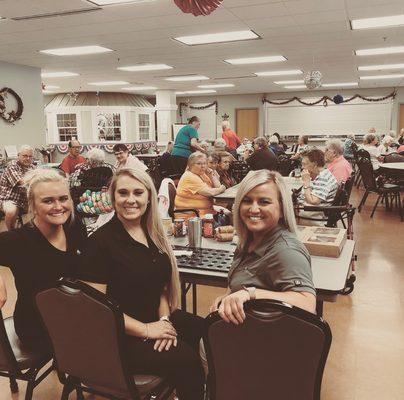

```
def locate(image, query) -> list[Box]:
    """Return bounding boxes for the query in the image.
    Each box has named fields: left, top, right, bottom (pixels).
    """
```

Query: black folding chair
left=36, top=279, right=173, bottom=400
left=0, top=310, right=53, bottom=400
left=204, top=299, right=332, bottom=400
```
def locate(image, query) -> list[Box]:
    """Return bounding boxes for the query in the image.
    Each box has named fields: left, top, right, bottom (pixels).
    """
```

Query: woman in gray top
left=210, top=170, right=316, bottom=324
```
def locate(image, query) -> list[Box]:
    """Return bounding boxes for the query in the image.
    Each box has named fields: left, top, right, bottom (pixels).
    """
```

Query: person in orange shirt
left=221, top=121, right=241, bottom=157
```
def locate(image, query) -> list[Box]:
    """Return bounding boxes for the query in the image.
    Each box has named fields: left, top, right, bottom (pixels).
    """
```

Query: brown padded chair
left=35, top=279, right=173, bottom=400
left=203, top=299, right=332, bottom=400
left=0, top=310, right=53, bottom=400
left=167, top=181, right=200, bottom=219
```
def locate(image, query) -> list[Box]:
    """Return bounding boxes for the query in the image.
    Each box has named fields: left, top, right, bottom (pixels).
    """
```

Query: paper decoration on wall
left=174, top=0, right=223, bottom=16
left=0, top=87, right=24, bottom=124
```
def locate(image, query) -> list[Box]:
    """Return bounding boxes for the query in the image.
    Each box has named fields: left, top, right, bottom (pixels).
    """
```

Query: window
left=56, top=113, right=78, bottom=142
left=139, top=113, right=151, bottom=140
left=95, top=112, right=122, bottom=141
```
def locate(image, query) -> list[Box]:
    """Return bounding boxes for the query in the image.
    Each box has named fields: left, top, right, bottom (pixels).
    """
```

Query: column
left=155, top=90, right=178, bottom=144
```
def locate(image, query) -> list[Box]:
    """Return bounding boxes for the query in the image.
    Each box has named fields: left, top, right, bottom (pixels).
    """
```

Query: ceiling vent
left=11, top=7, right=100, bottom=21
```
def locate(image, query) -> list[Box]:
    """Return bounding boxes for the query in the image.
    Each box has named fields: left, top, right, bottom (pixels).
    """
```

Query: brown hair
left=302, top=148, right=325, bottom=167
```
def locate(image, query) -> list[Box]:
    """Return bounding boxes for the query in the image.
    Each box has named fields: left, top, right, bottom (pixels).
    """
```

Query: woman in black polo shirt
left=210, top=170, right=316, bottom=324
left=0, top=168, right=85, bottom=350
left=79, top=168, right=204, bottom=400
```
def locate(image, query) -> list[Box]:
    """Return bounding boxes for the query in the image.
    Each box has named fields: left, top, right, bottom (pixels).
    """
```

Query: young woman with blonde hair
left=79, top=168, right=205, bottom=400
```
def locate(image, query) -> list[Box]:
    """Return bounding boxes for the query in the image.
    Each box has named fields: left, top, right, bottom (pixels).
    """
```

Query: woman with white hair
left=325, top=139, right=352, bottom=183
left=268, top=135, right=285, bottom=156
left=0, top=168, right=85, bottom=350
left=79, top=168, right=205, bottom=400
left=378, top=135, right=395, bottom=156
left=209, top=170, right=316, bottom=323
left=361, top=133, right=383, bottom=171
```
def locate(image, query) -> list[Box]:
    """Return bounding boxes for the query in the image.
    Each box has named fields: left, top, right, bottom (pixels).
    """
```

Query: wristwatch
left=160, top=315, right=171, bottom=323
left=242, top=286, right=256, bottom=300
left=303, top=185, right=310, bottom=190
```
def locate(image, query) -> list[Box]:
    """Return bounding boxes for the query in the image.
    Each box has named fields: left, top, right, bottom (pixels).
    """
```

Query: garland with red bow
left=179, top=101, right=218, bottom=117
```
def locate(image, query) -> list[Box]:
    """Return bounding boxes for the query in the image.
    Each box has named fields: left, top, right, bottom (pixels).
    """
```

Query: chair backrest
left=80, top=166, right=113, bottom=189
left=0, top=310, right=18, bottom=374
left=36, top=279, right=140, bottom=400
left=344, top=172, right=355, bottom=202
left=277, top=154, right=293, bottom=176
left=355, top=148, right=371, bottom=161
left=168, top=181, right=177, bottom=219
left=230, top=161, right=250, bottom=183
left=356, top=157, right=377, bottom=190
left=204, top=300, right=332, bottom=400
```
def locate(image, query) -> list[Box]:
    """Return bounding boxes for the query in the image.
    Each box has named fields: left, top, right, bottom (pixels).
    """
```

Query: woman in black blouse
left=0, top=168, right=85, bottom=350
left=79, top=168, right=205, bottom=400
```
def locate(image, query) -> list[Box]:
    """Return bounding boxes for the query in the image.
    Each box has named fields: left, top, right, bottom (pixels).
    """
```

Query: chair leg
left=76, top=388, right=85, bottom=400
left=9, top=376, right=18, bottom=393
left=24, top=379, right=35, bottom=400
left=61, top=384, right=73, bottom=400
left=358, top=190, right=369, bottom=212
left=397, top=192, right=403, bottom=222
left=371, top=194, right=382, bottom=218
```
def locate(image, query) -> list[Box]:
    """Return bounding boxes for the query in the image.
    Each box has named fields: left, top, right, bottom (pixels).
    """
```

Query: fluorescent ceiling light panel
left=351, top=15, right=404, bottom=30
left=176, top=90, right=217, bottom=94
left=40, top=45, right=113, bottom=56
left=88, top=0, right=158, bottom=5
left=88, top=81, right=129, bottom=86
left=42, top=90, right=56, bottom=94
left=118, top=64, right=172, bottom=72
left=284, top=85, right=306, bottom=89
left=224, top=55, right=286, bottom=65
left=322, top=82, right=358, bottom=87
left=41, top=71, right=79, bottom=78
left=43, top=85, right=60, bottom=89
left=255, top=70, right=303, bottom=77
left=358, top=63, right=404, bottom=71
left=122, top=86, right=157, bottom=90
left=165, top=75, right=209, bottom=81
left=273, top=80, right=304, bottom=85
left=174, top=30, right=260, bottom=46
left=359, top=74, right=404, bottom=80
left=198, top=84, right=234, bottom=88
left=355, top=46, right=404, bottom=56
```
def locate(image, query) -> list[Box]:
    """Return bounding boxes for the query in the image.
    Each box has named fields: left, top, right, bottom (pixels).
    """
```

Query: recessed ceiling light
left=322, top=82, right=358, bottom=87
left=40, top=45, right=113, bottom=56
left=355, top=46, right=404, bottom=56
left=224, top=56, right=286, bottom=65
left=0, top=17, right=6, bottom=21
left=284, top=85, right=306, bottom=89
left=255, top=70, right=303, bottom=77
left=165, top=75, right=209, bottom=82
left=43, top=85, right=60, bottom=89
left=198, top=84, right=234, bottom=88
left=351, top=15, right=404, bottom=30
left=173, top=30, right=260, bottom=46
left=41, top=71, right=79, bottom=78
left=118, top=64, right=173, bottom=72
left=358, top=63, right=404, bottom=71
left=175, top=90, right=217, bottom=94
left=273, top=80, right=304, bottom=85
left=122, top=86, right=157, bottom=90
left=88, top=81, right=129, bottom=86
left=359, top=74, right=404, bottom=80
left=87, top=0, right=158, bottom=5
left=42, top=90, right=56, bottom=94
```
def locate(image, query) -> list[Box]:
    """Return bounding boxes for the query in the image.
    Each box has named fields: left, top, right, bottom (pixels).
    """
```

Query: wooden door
left=399, top=104, right=404, bottom=134
left=236, top=108, right=258, bottom=141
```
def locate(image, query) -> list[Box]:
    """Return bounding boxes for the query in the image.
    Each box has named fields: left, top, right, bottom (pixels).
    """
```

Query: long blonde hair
left=109, top=168, right=180, bottom=311
left=233, top=170, right=297, bottom=250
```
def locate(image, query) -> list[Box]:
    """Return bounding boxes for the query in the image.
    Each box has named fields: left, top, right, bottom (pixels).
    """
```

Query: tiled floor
left=0, top=187, right=403, bottom=400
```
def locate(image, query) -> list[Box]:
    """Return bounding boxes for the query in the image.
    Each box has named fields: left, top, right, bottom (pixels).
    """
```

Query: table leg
left=316, top=300, right=324, bottom=317
left=192, top=284, right=197, bottom=315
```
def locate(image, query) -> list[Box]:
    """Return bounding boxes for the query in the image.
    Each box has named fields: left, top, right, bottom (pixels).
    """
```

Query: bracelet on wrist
left=143, top=323, right=149, bottom=342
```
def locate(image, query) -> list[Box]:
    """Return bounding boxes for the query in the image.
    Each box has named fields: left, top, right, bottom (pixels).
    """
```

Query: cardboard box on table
left=296, top=226, right=347, bottom=258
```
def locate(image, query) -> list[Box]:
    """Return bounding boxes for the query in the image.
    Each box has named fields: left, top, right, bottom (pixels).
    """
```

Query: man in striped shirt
left=297, top=149, right=339, bottom=225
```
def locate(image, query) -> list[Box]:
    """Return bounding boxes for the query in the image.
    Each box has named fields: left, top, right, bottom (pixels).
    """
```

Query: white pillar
left=155, top=90, right=178, bottom=144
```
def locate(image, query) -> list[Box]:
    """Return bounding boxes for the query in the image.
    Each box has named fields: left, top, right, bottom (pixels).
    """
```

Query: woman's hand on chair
left=218, top=290, right=250, bottom=325
left=147, top=320, right=177, bottom=341
left=210, top=293, right=227, bottom=313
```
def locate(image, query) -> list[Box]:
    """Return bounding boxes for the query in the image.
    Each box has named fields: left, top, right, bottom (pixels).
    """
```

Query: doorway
left=236, top=108, right=258, bottom=141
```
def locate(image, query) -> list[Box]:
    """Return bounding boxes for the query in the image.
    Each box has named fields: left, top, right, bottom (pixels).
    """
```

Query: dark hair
left=188, top=116, right=200, bottom=124
left=208, top=153, right=220, bottom=163
left=112, top=143, right=129, bottom=153
left=216, top=151, right=232, bottom=163
left=302, top=149, right=325, bottom=167
left=301, top=135, right=309, bottom=144
left=273, top=132, right=280, bottom=141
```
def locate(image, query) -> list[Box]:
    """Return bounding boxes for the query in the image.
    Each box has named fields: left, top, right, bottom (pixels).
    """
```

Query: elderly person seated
left=343, top=133, right=356, bottom=161
left=210, top=169, right=316, bottom=322
left=268, top=135, right=285, bottom=156
left=324, top=139, right=352, bottom=183
left=175, top=152, right=226, bottom=218
left=236, top=138, right=253, bottom=157
left=297, top=149, right=339, bottom=225
left=113, top=143, right=147, bottom=172
left=216, top=152, right=237, bottom=189
left=69, top=148, right=114, bottom=188
left=207, top=153, right=221, bottom=181
left=290, top=135, right=309, bottom=161
left=243, top=137, right=278, bottom=171
left=221, top=121, right=241, bottom=157
left=360, top=133, right=383, bottom=171
left=0, top=145, right=35, bottom=230
left=378, top=135, right=396, bottom=156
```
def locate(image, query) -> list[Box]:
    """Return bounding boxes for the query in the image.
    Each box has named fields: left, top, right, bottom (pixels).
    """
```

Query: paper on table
left=173, top=250, right=193, bottom=257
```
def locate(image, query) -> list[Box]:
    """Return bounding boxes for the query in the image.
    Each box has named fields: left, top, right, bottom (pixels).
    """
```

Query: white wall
left=0, top=61, right=45, bottom=154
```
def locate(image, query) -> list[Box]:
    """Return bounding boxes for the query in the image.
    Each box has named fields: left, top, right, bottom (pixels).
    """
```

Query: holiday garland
left=49, top=141, right=157, bottom=154
left=0, top=87, right=24, bottom=124
left=179, top=101, right=218, bottom=117
left=262, top=91, right=396, bottom=107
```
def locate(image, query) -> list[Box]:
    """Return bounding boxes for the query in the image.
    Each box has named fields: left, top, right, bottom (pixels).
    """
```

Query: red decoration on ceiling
left=174, top=0, right=223, bottom=16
